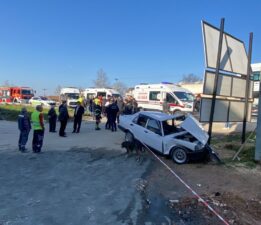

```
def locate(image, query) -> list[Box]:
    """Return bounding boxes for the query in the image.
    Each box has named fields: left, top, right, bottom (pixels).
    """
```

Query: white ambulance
left=83, top=88, right=121, bottom=99
left=133, top=82, right=194, bottom=113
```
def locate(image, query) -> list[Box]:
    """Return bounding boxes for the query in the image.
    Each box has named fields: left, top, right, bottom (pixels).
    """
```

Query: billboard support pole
left=208, top=18, right=225, bottom=144
left=242, top=32, right=253, bottom=144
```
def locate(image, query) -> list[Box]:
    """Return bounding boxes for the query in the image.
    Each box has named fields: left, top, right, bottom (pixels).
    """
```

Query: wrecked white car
left=118, top=111, right=216, bottom=164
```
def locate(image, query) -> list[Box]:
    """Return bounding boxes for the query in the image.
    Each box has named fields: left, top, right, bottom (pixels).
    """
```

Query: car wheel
left=171, top=147, right=188, bottom=164
left=125, top=131, right=134, bottom=143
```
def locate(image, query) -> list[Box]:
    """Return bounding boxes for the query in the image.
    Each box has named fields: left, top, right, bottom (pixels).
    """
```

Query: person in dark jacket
left=73, top=101, right=85, bottom=133
left=18, top=107, right=31, bottom=152
left=58, top=100, right=69, bottom=137
left=108, top=99, right=119, bottom=132
left=48, top=105, right=57, bottom=132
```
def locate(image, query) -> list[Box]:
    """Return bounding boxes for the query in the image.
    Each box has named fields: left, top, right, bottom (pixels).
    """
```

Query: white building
left=251, top=63, right=261, bottom=94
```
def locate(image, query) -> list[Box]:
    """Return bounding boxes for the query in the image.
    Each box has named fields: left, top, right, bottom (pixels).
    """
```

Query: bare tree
left=180, top=73, right=202, bottom=83
left=54, top=85, right=62, bottom=96
left=112, top=80, right=128, bottom=96
left=93, top=69, right=110, bottom=88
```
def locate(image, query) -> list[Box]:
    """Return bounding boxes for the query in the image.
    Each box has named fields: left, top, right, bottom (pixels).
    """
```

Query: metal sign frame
left=202, top=20, right=249, bottom=76
left=201, top=18, right=253, bottom=144
left=203, top=70, right=254, bottom=99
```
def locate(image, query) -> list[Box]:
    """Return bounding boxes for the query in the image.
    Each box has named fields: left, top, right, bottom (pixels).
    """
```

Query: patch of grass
left=0, top=104, right=50, bottom=121
left=212, top=133, right=257, bottom=169
left=0, top=104, right=77, bottom=121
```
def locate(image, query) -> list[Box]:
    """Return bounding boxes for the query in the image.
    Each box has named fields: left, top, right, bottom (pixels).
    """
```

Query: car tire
left=171, top=147, right=188, bottom=164
left=125, top=131, right=134, bottom=143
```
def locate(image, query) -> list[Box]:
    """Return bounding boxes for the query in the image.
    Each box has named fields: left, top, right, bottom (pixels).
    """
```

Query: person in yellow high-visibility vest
left=78, top=96, right=84, bottom=105
left=31, top=105, right=45, bottom=153
left=94, top=96, right=101, bottom=106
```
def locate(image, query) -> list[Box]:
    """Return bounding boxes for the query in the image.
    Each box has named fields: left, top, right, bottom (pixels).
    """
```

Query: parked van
left=133, top=82, right=194, bottom=113
left=83, top=88, right=121, bottom=99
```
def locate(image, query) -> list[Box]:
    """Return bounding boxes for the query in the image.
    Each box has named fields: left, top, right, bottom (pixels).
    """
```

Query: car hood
left=180, top=115, right=209, bottom=145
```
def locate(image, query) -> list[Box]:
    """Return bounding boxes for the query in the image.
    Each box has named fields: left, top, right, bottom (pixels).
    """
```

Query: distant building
left=251, top=63, right=261, bottom=95
left=178, top=82, right=203, bottom=96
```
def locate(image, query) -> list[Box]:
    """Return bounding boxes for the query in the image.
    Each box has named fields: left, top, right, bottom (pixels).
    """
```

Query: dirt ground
left=0, top=119, right=260, bottom=225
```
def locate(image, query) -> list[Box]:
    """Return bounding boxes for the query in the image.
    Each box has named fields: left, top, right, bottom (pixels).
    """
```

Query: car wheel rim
left=173, top=149, right=186, bottom=163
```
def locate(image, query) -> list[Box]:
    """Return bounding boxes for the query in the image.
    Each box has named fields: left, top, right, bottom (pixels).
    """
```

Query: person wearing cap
left=58, top=100, right=69, bottom=137
left=73, top=101, right=85, bottom=133
left=18, top=107, right=31, bottom=152
left=31, top=105, right=45, bottom=153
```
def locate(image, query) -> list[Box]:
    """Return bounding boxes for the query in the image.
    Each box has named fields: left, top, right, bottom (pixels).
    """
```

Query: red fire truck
left=0, top=86, right=34, bottom=103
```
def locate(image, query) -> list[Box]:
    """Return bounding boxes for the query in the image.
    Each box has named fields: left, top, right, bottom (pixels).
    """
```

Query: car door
left=130, top=114, right=149, bottom=141
left=143, top=118, right=163, bottom=153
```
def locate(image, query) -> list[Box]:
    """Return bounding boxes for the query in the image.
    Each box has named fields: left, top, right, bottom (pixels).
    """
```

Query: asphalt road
left=0, top=120, right=252, bottom=225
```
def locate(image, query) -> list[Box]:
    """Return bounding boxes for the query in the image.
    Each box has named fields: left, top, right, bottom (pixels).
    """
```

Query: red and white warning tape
left=142, top=143, right=230, bottom=225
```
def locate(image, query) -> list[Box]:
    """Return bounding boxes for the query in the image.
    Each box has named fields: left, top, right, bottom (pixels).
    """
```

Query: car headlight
left=195, top=142, right=204, bottom=151
left=185, top=104, right=192, bottom=108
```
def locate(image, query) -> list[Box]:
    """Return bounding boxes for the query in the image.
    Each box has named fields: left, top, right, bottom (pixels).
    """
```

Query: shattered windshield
left=162, top=116, right=185, bottom=135
left=162, top=119, right=178, bottom=135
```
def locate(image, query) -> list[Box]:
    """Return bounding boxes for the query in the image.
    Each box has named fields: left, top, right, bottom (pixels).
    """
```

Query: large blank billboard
left=202, top=21, right=248, bottom=76
left=200, top=98, right=252, bottom=122
left=203, top=71, right=253, bottom=98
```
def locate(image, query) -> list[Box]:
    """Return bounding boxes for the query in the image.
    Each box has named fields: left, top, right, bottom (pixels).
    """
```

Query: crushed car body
left=118, top=111, right=219, bottom=164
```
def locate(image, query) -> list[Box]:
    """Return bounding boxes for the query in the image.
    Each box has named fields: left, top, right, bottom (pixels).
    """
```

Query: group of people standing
left=17, top=100, right=84, bottom=153
left=17, top=94, right=140, bottom=153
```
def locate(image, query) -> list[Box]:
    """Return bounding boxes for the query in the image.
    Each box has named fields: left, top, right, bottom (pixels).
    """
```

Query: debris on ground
left=167, top=192, right=261, bottom=225
left=135, top=178, right=148, bottom=192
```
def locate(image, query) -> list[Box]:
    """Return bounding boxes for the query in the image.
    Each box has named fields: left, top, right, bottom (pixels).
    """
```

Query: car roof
left=139, top=111, right=184, bottom=121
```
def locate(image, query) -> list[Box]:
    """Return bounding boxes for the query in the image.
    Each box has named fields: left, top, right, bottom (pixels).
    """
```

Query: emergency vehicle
left=133, top=82, right=194, bottom=113
left=83, top=88, right=121, bottom=99
left=60, top=87, right=80, bottom=108
left=0, top=86, right=34, bottom=103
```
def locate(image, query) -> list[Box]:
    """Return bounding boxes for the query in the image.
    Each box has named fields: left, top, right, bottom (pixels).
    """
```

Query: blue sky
left=0, top=0, right=260, bottom=95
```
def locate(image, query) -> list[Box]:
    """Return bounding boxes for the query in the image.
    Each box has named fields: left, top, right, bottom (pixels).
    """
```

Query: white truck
left=60, top=87, right=80, bottom=108
left=133, top=82, right=194, bottom=113
left=83, top=88, right=121, bottom=100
